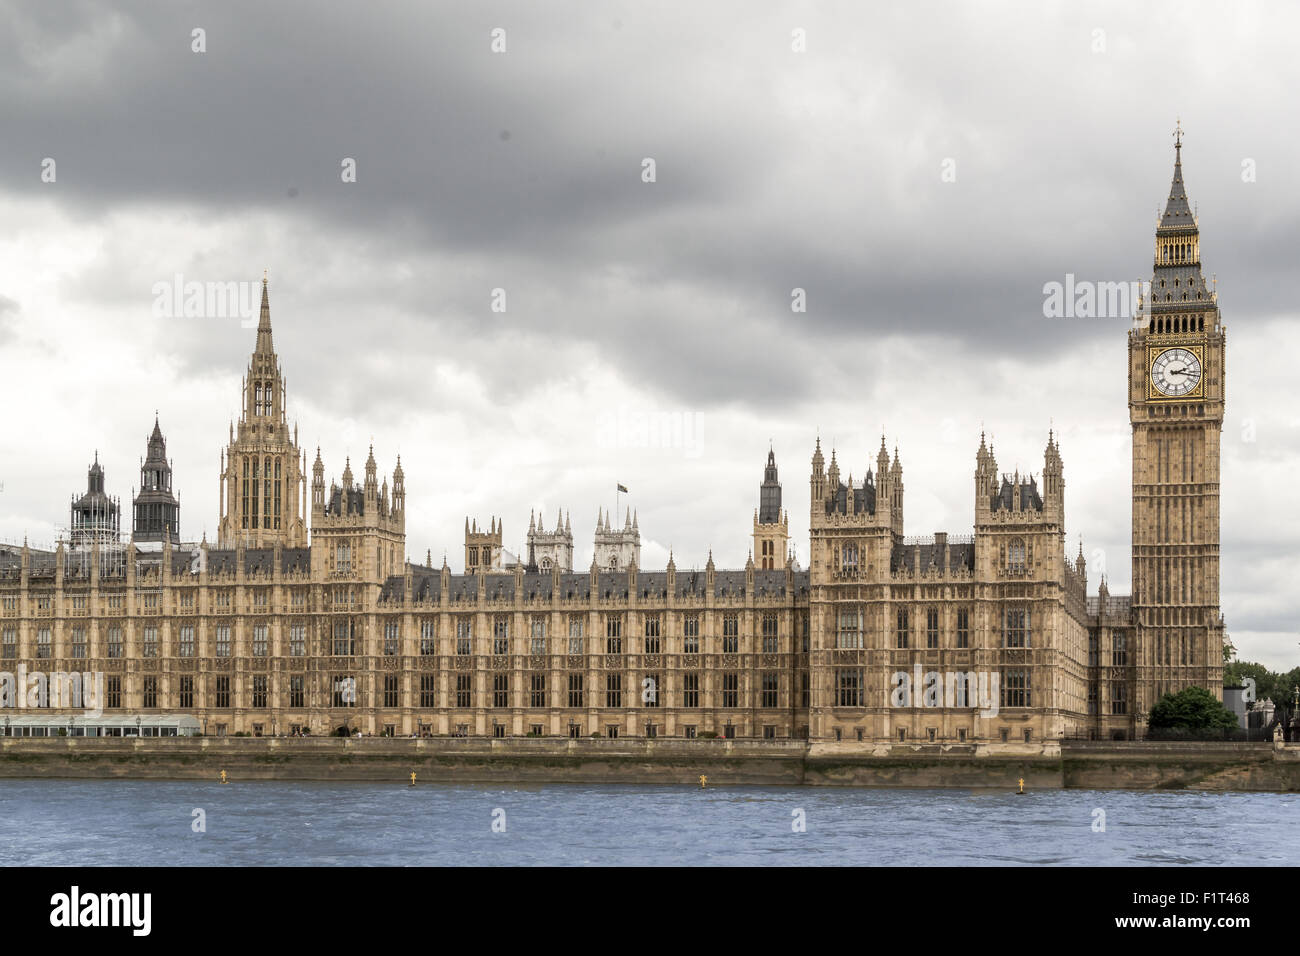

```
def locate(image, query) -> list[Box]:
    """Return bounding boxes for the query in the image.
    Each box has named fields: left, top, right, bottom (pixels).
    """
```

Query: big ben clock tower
left=1129, top=124, right=1226, bottom=724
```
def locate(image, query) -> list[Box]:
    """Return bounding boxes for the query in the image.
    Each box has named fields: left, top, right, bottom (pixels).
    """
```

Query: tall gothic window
left=274, top=458, right=282, bottom=529
left=1007, top=538, right=1027, bottom=573
left=263, top=457, right=272, bottom=528
left=840, top=542, right=859, bottom=574
left=836, top=669, right=863, bottom=707
left=836, top=607, right=862, bottom=649
left=241, top=457, right=250, bottom=529
left=1004, top=608, right=1030, bottom=648
left=251, top=457, right=260, bottom=528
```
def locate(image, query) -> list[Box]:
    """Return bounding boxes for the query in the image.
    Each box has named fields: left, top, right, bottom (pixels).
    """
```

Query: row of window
left=836, top=607, right=1030, bottom=649
left=1086, top=681, right=1129, bottom=715
left=834, top=540, right=1032, bottom=574
left=1, top=625, right=303, bottom=660
left=23, top=672, right=807, bottom=712
left=5, top=590, right=316, bottom=613
left=830, top=726, right=1036, bottom=744
left=1087, top=631, right=1129, bottom=667
left=833, top=668, right=1032, bottom=708
left=2, top=615, right=811, bottom=659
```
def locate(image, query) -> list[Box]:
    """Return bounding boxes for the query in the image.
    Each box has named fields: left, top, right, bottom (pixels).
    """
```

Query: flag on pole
left=617, top=484, right=628, bottom=493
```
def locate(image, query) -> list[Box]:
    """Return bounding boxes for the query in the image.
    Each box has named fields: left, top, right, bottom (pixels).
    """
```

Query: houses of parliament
left=0, top=139, right=1226, bottom=744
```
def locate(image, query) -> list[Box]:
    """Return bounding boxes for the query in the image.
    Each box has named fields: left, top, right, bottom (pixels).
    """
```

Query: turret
left=810, top=437, right=826, bottom=505
left=311, top=447, right=325, bottom=515
left=755, top=446, right=790, bottom=569
left=975, top=431, right=997, bottom=505
left=465, top=516, right=503, bottom=574
left=391, top=456, right=405, bottom=517
left=594, top=505, right=640, bottom=572
left=527, top=504, right=573, bottom=572
left=341, top=457, right=354, bottom=509
left=70, top=452, right=122, bottom=548
left=1043, top=429, right=1064, bottom=517
left=364, top=444, right=378, bottom=502
left=132, top=417, right=180, bottom=544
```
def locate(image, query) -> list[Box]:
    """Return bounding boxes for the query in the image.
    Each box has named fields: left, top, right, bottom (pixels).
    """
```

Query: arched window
left=263, top=456, right=272, bottom=528
left=1007, top=538, right=1027, bottom=574
left=241, top=457, right=250, bottom=529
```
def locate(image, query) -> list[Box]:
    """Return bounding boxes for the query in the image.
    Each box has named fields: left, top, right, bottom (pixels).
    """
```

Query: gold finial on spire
left=1174, top=117, right=1183, bottom=149
left=263, top=267, right=268, bottom=284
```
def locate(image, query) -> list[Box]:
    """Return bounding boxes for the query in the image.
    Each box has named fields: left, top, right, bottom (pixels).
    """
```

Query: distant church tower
left=464, top=517, right=503, bottom=574
left=594, top=508, right=640, bottom=571
left=527, top=509, right=573, bottom=572
left=1129, top=125, right=1226, bottom=716
left=216, top=276, right=308, bottom=548
left=753, top=447, right=788, bottom=569
left=132, top=417, right=181, bottom=544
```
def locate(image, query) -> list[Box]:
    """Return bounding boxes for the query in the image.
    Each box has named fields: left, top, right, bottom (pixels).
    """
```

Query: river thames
left=1, top=781, right=1296, bottom=866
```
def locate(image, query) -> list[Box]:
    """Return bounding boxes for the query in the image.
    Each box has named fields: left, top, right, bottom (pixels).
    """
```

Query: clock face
left=1151, top=347, right=1202, bottom=397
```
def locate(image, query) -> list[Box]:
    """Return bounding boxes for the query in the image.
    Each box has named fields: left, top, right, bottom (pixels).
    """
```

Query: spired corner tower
left=217, top=276, right=309, bottom=549
left=1128, top=126, right=1226, bottom=718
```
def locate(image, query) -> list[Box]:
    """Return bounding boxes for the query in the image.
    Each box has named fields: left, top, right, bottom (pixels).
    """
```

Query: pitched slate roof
left=991, top=477, right=1043, bottom=512
left=375, top=567, right=812, bottom=604
left=826, top=475, right=876, bottom=515
left=890, top=542, right=975, bottom=573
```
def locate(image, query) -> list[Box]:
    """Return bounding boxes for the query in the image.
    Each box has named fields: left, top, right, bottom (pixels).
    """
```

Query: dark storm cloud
left=5, top=0, right=1295, bottom=416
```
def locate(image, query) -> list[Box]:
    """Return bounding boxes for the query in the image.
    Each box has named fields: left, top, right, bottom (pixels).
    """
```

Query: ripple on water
left=0, top=781, right=1297, bottom=866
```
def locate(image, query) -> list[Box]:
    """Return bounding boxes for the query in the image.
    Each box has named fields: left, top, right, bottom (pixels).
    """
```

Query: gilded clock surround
left=1146, top=344, right=1205, bottom=401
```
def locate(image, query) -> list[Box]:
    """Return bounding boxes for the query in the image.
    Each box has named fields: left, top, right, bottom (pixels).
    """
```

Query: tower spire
left=256, top=271, right=273, bottom=354
left=1160, top=123, right=1193, bottom=228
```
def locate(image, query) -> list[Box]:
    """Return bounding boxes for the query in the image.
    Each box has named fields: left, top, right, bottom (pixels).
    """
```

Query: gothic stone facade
left=0, top=142, right=1225, bottom=742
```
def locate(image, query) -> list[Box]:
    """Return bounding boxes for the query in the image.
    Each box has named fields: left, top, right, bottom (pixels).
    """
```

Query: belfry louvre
left=0, top=141, right=1225, bottom=743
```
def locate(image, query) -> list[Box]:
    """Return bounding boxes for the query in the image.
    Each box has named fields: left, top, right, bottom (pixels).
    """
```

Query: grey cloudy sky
left=1, top=1, right=1296, bottom=671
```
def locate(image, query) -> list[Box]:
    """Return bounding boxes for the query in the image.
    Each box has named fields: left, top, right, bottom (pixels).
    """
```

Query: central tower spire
left=256, top=270, right=274, bottom=356
left=217, top=274, right=307, bottom=548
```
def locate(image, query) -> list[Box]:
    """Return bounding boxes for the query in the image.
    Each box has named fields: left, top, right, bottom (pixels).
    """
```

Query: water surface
left=1, top=781, right=1295, bottom=865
